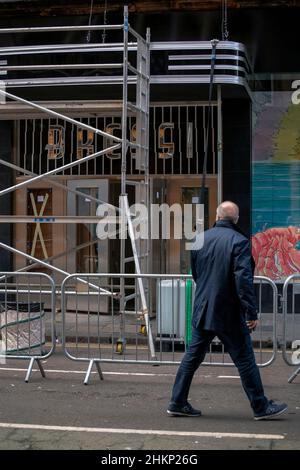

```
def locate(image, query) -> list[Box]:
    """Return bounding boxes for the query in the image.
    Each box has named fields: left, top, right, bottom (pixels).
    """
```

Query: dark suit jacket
left=191, top=219, right=258, bottom=336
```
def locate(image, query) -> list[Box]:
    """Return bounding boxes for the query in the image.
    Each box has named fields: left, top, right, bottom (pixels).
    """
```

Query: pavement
left=0, top=345, right=299, bottom=450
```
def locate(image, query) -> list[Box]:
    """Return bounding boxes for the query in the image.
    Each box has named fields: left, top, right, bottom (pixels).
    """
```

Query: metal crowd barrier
left=61, top=273, right=278, bottom=384
left=282, top=274, right=300, bottom=383
left=0, top=272, right=56, bottom=382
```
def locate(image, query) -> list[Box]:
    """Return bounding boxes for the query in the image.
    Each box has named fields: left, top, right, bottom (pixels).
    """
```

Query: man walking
left=167, top=201, right=287, bottom=420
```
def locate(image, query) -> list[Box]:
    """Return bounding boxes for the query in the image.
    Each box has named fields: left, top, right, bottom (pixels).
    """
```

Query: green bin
left=185, top=276, right=193, bottom=346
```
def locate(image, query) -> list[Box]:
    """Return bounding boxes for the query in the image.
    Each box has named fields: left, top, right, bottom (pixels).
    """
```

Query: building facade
left=0, top=1, right=299, bottom=283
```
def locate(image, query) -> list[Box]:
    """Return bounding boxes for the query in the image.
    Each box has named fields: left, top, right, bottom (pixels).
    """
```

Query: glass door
left=75, top=187, right=99, bottom=273
left=180, top=186, right=209, bottom=274
left=166, top=177, right=217, bottom=273
left=67, top=179, right=109, bottom=274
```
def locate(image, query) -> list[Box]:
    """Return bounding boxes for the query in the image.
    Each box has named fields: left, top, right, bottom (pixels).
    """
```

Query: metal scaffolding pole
left=118, top=5, right=129, bottom=355
left=0, top=25, right=123, bottom=34
left=116, top=6, right=155, bottom=358
left=0, top=216, right=120, bottom=224
left=0, top=63, right=123, bottom=72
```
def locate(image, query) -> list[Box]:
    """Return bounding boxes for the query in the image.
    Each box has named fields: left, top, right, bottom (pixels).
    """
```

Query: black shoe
left=254, top=400, right=288, bottom=421
left=167, top=402, right=202, bottom=417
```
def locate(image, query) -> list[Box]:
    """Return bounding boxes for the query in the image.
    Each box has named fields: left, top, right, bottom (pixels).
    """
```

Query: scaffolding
left=0, top=6, right=155, bottom=357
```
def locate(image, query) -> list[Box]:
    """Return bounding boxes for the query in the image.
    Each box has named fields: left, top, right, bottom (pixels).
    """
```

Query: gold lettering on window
left=158, top=123, right=174, bottom=159
left=46, top=125, right=65, bottom=160
left=77, top=129, right=94, bottom=159
left=104, top=123, right=122, bottom=160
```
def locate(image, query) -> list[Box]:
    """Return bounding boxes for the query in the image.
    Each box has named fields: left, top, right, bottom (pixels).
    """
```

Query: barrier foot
left=36, top=358, right=46, bottom=378
left=84, top=359, right=103, bottom=385
left=95, top=361, right=104, bottom=381
left=25, top=357, right=35, bottom=383
left=288, top=366, right=300, bottom=383
left=25, top=357, right=46, bottom=383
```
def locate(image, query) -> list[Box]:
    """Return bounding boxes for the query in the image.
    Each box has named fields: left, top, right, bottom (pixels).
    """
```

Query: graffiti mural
left=252, top=90, right=300, bottom=280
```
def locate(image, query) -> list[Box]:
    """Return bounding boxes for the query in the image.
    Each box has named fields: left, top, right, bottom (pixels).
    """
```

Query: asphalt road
left=0, top=347, right=299, bottom=450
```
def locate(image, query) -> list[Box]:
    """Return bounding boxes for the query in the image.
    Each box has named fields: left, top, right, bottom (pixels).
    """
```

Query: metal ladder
left=116, top=7, right=156, bottom=358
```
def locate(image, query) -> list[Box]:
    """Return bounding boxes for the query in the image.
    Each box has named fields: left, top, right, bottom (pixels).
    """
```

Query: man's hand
left=246, top=319, right=259, bottom=332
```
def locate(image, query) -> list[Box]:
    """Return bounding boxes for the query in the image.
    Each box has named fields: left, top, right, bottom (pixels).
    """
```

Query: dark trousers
left=170, top=327, right=268, bottom=414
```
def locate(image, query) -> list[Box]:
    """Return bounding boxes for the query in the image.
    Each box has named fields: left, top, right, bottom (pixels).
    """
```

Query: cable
left=222, top=0, right=229, bottom=41
left=102, top=0, right=108, bottom=43
left=86, top=0, right=94, bottom=43
left=200, top=39, right=218, bottom=207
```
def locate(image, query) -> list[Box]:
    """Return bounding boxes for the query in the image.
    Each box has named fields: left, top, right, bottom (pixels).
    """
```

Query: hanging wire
left=102, top=0, right=108, bottom=43
left=200, top=39, right=218, bottom=206
left=221, top=0, right=229, bottom=41
left=86, top=0, right=94, bottom=43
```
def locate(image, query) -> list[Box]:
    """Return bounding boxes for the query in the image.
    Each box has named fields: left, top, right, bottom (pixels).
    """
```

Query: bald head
left=216, top=201, right=239, bottom=224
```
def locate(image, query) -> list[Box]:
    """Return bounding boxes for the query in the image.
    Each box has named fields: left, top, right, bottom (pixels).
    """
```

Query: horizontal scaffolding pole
left=0, top=63, right=123, bottom=72
left=0, top=25, right=123, bottom=34
left=0, top=42, right=138, bottom=56
left=0, top=215, right=121, bottom=224
left=1, top=74, right=248, bottom=88
left=0, top=289, right=114, bottom=296
left=0, top=89, right=122, bottom=143
left=2, top=76, right=137, bottom=87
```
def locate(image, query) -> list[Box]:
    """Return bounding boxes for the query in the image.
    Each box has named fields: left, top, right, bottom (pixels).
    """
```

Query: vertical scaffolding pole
left=117, top=5, right=129, bottom=353
left=116, top=7, right=155, bottom=358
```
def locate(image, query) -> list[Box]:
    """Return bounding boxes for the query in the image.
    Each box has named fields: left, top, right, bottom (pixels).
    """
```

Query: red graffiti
left=252, top=226, right=300, bottom=280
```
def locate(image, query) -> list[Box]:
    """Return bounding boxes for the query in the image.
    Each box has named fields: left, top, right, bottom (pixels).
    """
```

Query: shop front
left=0, top=15, right=252, bottom=278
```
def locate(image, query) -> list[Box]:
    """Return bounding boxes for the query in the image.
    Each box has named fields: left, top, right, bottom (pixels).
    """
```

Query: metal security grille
left=151, top=103, right=218, bottom=175
left=18, top=116, right=125, bottom=177
left=17, top=103, right=218, bottom=177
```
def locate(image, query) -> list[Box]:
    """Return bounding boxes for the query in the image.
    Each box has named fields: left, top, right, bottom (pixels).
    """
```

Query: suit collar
left=214, top=219, right=236, bottom=230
